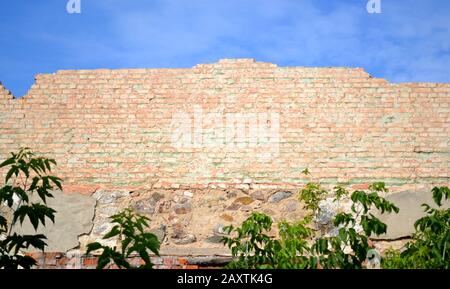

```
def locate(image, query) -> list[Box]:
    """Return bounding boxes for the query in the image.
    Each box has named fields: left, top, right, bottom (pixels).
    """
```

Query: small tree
left=87, top=209, right=160, bottom=269
left=222, top=213, right=314, bottom=269
left=0, top=148, right=60, bottom=269
left=223, top=181, right=399, bottom=269
left=382, top=186, right=450, bottom=269
left=310, top=183, right=399, bottom=269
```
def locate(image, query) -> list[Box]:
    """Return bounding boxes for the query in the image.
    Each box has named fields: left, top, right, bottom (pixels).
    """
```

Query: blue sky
left=1, top=0, right=449, bottom=97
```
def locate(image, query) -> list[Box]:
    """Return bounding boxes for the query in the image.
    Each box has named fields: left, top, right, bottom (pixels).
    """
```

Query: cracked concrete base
left=372, top=190, right=450, bottom=240
left=7, top=187, right=448, bottom=254
left=13, top=190, right=96, bottom=252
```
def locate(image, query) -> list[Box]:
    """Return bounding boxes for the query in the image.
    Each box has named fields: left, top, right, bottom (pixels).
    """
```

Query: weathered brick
left=0, top=59, right=448, bottom=194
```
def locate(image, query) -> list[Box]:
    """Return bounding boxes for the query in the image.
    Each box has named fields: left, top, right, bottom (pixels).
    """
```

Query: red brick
left=0, top=59, right=448, bottom=193
left=83, top=257, right=98, bottom=267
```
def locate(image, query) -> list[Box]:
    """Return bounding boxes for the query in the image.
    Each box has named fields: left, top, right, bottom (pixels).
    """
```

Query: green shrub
left=222, top=213, right=313, bottom=269
left=310, top=183, right=399, bottom=269
left=382, top=186, right=449, bottom=269
left=0, top=148, right=60, bottom=269
left=222, top=181, right=399, bottom=269
left=87, top=209, right=160, bottom=269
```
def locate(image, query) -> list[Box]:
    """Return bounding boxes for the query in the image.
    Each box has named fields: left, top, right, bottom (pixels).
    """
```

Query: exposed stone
left=263, top=208, right=275, bottom=216
left=226, top=203, right=241, bottom=210
left=374, top=239, right=411, bottom=254
left=185, top=256, right=233, bottom=266
left=283, top=200, right=299, bottom=212
left=240, top=205, right=252, bottom=212
left=174, top=202, right=192, bottom=214
left=268, top=191, right=293, bottom=203
left=92, top=222, right=112, bottom=235
left=150, top=224, right=167, bottom=243
left=93, top=190, right=129, bottom=204
left=227, top=196, right=254, bottom=210
left=250, top=191, right=266, bottom=201
left=171, top=224, right=184, bottom=235
left=131, top=198, right=156, bottom=215
left=220, top=213, right=234, bottom=222
left=372, top=191, right=450, bottom=240
left=236, top=184, right=250, bottom=190
left=213, top=223, right=226, bottom=235
left=310, top=197, right=361, bottom=237
left=178, top=196, right=190, bottom=204
left=130, top=192, right=166, bottom=215
left=205, top=235, right=224, bottom=244
left=97, top=206, right=118, bottom=216
left=13, top=190, right=96, bottom=252
left=233, top=196, right=254, bottom=205
left=183, top=191, right=194, bottom=198
left=155, top=200, right=172, bottom=213
left=171, top=225, right=197, bottom=245
left=226, top=191, right=237, bottom=199
left=172, top=234, right=197, bottom=245
left=151, top=192, right=165, bottom=202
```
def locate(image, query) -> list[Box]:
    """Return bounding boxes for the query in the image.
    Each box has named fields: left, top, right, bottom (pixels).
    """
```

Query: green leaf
left=0, top=185, right=14, bottom=207
left=113, top=254, right=131, bottom=269
left=86, top=242, right=103, bottom=254
left=18, top=160, right=29, bottom=178
left=5, top=166, right=18, bottom=184
left=431, top=186, right=450, bottom=207
left=143, top=234, right=160, bottom=255
left=4, top=233, right=48, bottom=254
left=103, top=225, right=121, bottom=239
left=15, top=255, right=38, bottom=269
left=12, top=204, right=56, bottom=230
left=0, top=215, right=7, bottom=230
left=432, top=187, right=443, bottom=206
left=369, top=182, right=388, bottom=193
left=23, top=234, right=47, bottom=251
left=86, top=209, right=163, bottom=269
left=138, top=249, right=151, bottom=268
left=97, top=250, right=112, bottom=269
left=44, top=159, right=51, bottom=171
left=0, top=158, right=15, bottom=168
left=48, top=176, right=63, bottom=190
left=28, top=176, right=40, bottom=192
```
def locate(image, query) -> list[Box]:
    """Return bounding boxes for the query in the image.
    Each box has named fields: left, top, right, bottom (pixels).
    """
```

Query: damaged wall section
left=0, top=59, right=449, bottom=267
left=0, top=59, right=448, bottom=194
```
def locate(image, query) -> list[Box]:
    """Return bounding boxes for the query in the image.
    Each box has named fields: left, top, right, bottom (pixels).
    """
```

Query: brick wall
left=0, top=59, right=449, bottom=194
left=26, top=252, right=230, bottom=269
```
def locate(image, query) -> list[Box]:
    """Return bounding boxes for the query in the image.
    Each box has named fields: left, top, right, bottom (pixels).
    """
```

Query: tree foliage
left=382, top=186, right=450, bottom=269
left=222, top=213, right=314, bottom=269
left=87, top=209, right=160, bottom=269
left=311, top=183, right=399, bottom=269
left=223, top=180, right=400, bottom=269
left=0, top=148, right=59, bottom=269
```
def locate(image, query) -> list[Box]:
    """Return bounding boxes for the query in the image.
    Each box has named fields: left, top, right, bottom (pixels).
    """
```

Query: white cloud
left=3, top=0, right=449, bottom=96
left=83, top=0, right=450, bottom=82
